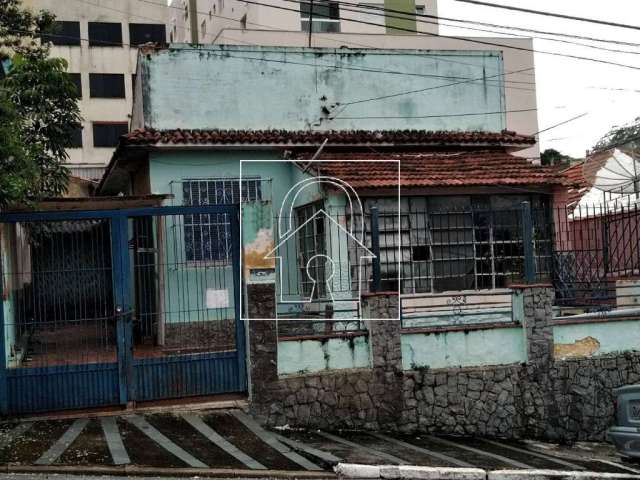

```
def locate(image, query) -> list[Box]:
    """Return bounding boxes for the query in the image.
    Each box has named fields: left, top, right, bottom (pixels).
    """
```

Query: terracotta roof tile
left=123, top=128, right=536, bottom=146
left=301, top=150, right=563, bottom=188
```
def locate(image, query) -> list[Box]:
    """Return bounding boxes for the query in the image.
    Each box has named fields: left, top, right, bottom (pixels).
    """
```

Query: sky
left=437, top=0, right=640, bottom=158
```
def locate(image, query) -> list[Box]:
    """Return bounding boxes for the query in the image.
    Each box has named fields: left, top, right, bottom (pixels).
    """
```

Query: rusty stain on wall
left=554, top=336, right=601, bottom=360
left=244, top=228, right=275, bottom=279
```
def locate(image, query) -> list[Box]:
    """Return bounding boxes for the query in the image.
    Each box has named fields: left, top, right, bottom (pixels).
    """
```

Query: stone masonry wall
left=247, top=283, right=639, bottom=441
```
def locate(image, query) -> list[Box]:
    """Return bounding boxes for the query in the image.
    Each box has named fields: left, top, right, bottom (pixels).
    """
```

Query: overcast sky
left=437, top=0, right=640, bottom=158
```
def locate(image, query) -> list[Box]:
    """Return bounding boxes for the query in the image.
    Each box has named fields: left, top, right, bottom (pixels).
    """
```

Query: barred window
left=182, top=178, right=261, bottom=262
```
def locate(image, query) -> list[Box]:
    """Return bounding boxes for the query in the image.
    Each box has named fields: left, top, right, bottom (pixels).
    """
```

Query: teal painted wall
left=141, top=45, right=506, bottom=132
left=553, top=320, right=640, bottom=358
left=402, top=327, right=527, bottom=370
left=277, top=335, right=371, bottom=376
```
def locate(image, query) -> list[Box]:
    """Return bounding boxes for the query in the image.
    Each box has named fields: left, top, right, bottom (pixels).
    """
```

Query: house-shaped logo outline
left=264, top=208, right=376, bottom=304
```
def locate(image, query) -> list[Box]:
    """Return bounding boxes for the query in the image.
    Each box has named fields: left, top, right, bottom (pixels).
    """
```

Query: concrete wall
left=248, top=284, right=640, bottom=441
left=23, top=0, right=169, bottom=177
left=278, top=335, right=371, bottom=375
left=138, top=44, right=507, bottom=133
left=402, top=327, right=526, bottom=370
left=553, top=320, right=640, bottom=360
left=213, top=32, right=539, bottom=159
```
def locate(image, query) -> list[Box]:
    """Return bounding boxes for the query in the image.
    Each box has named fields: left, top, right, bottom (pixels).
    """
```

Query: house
left=97, top=44, right=562, bottom=322
left=554, top=148, right=640, bottom=311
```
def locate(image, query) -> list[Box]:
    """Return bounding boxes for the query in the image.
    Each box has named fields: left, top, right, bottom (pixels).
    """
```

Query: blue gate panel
left=7, top=363, right=120, bottom=414
left=132, top=351, right=241, bottom=402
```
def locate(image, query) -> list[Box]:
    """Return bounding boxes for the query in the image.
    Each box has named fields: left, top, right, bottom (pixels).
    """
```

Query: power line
left=333, top=67, right=533, bottom=109
left=330, top=107, right=537, bottom=120
left=453, top=0, right=640, bottom=32
left=533, top=113, right=589, bottom=136
left=240, top=0, right=640, bottom=72
left=327, top=0, right=640, bottom=56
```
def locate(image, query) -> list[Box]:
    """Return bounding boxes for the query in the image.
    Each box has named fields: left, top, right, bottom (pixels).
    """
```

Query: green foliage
left=593, top=117, right=640, bottom=153
left=0, top=0, right=80, bottom=208
left=540, top=148, right=575, bottom=167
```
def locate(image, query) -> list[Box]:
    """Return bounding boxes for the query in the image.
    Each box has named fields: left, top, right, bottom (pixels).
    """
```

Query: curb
left=335, top=464, right=486, bottom=479
left=3, top=464, right=335, bottom=478
left=334, top=464, right=640, bottom=480
left=489, top=470, right=640, bottom=480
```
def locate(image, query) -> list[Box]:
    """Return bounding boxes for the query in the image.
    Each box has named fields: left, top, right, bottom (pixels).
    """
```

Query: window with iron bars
left=182, top=178, right=261, bottom=262
left=296, top=201, right=327, bottom=299
left=355, top=195, right=551, bottom=293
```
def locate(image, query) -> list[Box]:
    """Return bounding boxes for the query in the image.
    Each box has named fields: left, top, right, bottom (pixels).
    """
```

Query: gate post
left=111, top=215, right=134, bottom=405
left=0, top=256, right=8, bottom=414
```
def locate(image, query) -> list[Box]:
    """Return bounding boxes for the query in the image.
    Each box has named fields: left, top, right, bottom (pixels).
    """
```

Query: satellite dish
left=579, top=148, right=640, bottom=206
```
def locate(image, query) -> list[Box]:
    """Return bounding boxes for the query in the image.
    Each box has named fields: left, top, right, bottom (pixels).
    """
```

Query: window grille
left=182, top=178, right=262, bottom=262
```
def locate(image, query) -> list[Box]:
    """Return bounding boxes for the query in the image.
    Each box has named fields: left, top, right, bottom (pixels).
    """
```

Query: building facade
left=23, top=0, right=169, bottom=181
left=167, top=0, right=438, bottom=45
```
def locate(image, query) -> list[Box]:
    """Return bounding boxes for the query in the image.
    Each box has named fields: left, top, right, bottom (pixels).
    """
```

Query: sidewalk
left=0, top=407, right=637, bottom=479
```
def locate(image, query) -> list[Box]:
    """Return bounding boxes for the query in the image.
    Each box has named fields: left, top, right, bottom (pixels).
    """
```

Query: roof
left=300, top=150, right=564, bottom=188
left=122, top=128, right=536, bottom=147
left=561, top=149, right=613, bottom=206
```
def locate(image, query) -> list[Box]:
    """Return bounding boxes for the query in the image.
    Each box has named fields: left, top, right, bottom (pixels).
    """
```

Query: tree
left=593, top=117, right=640, bottom=153
left=540, top=148, right=575, bottom=167
left=0, top=0, right=81, bottom=207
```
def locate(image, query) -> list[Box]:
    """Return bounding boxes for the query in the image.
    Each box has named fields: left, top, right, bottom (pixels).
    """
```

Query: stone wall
left=247, top=283, right=639, bottom=441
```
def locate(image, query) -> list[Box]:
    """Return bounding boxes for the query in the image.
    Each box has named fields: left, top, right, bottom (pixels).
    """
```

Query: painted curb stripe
left=316, top=431, right=408, bottom=465
left=230, top=410, right=323, bottom=471
left=34, top=418, right=89, bottom=465
left=273, top=432, right=342, bottom=463
left=0, top=422, right=33, bottom=450
left=481, top=439, right=586, bottom=471
left=595, top=459, right=640, bottom=474
left=181, top=413, right=267, bottom=470
left=124, top=414, right=207, bottom=468
left=100, top=417, right=130, bottom=465
left=427, top=436, right=534, bottom=469
left=369, top=432, right=476, bottom=468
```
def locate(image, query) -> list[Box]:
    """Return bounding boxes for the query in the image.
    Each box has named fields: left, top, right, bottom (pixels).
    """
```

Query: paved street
left=0, top=408, right=636, bottom=477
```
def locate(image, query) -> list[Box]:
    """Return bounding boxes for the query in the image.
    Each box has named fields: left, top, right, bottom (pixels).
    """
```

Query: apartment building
left=167, top=0, right=438, bottom=44
left=23, top=0, right=169, bottom=181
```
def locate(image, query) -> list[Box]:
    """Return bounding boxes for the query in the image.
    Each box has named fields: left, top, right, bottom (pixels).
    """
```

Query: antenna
left=581, top=146, right=640, bottom=209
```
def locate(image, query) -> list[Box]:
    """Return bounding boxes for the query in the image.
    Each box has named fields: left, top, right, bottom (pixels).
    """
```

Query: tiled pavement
left=0, top=409, right=637, bottom=476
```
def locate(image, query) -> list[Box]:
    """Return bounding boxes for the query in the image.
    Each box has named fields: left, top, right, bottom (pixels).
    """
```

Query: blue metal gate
left=0, top=205, right=245, bottom=414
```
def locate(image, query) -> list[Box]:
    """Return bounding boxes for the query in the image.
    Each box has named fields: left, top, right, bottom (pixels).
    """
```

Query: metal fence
left=552, top=203, right=640, bottom=314
left=272, top=200, right=640, bottom=321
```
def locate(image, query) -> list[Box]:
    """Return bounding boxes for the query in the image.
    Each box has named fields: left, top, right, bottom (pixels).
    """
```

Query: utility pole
left=307, top=0, right=313, bottom=47
left=189, top=0, right=199, bottom=44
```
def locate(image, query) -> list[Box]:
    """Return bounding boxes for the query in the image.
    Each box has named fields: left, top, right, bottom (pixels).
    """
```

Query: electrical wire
left=453, top=0, right=640, bottom=32
left=330, top=107, right=537, bottom=120
left=241, top=0, right=640, bottom=72
left=314, top=0, right=640, bottom=56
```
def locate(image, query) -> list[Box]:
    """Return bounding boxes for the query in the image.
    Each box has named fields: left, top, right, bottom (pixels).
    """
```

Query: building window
left=296, top=201, right=327, bottom=299
left=70, top=126, right=83, bottom=148
left=300, top=1, right=340, bottom=33
left=68, top=73, right=82, bottom=98
left=182, top=178, right=262, bottom=262
left=89, top=73, right=125, bottom=98
left=128, top=23, right=166, bottom=46
left=41, top=21, right=81, bottom=46
left=88, top=22, right=122, bottom=46
left=358, top=195, right=551, bottom=294
left=92, top=122, right=128, bottom=147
